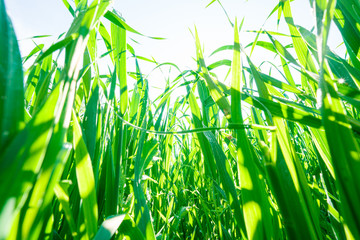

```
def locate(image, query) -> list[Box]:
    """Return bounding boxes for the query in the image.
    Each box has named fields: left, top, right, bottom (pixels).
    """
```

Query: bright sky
left=4, top=0, right=343, bottom=97
left=4, top=0, right=316, bottom=63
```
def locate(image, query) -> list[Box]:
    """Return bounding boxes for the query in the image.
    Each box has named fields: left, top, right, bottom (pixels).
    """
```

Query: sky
left=4, top=0, right=344, bottom=97
left=4, top=0, right=316, bottom=64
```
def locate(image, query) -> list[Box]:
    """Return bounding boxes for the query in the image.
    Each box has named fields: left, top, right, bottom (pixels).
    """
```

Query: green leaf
left=314, top=0, right=360, bottom=237
left=231, top=19, right=274, bottom=239
left=36, top=33, right=79, bottom=63
left=54, top=180, right=78, bottom=238
left=195, top=28, right=231, bottom=121
left=0, top=0, right=24, bottom=151
left=0, top=79, right=61, bottom=239
left=104, top=10, right=164, bottom=40
left=94, top=214, right=126, bottom=240
left=72, top=110, right=98, bottom=239
left=203, top=131, right=247, bottom=239
left=111, top=17, right=128, bottom=116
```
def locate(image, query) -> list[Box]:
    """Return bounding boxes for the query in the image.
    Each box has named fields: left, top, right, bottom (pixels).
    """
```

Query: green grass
left=1, top=0, right=360, bottom=239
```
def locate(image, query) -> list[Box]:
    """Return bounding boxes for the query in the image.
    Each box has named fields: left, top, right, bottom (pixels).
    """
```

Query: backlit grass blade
left=32, top=55, right=55, bottom=113
left=110, top=12, right=128, bottom=116
left=297, top=25, right=360, bottom=88
left=242, top=94, right=322, bottom=128
left=231, top=18, right=274, bottom=240
left=188, top=89, right=247, bottom=239
left=196, top=75, right=212, bottom=127
left=202, top=130, right=248, bottom=239
left=36, top=33, right=78, bottom=63
left=279, top=0, right=319, bottom=97
left=5, top=0, right=360, bottom=238
left=59, top=0, right=113, bottom=91
left=61, top=0, right=75, bottom=16
left=245, top=31, right=322, bottom=239
left=25, top=64, right=41, bottom=106
left=72, top=110, right=98, bottom=239
left=117, top=215, right=146, bottom=239
left=131, top=79, right=156, bottom=239
left=260, top=137, right=309, bottom=239
left=334, top=0, right=360, bottom=69
left=94, top=214, right=126, bottom=240
left=243, top=67, right=306, bottom=96
left=313, top=0, right=360, bottom=237
left=187, top=89, right=217, bottom=178
left=308, top=127, right=335, bottom=178
left=194, top=29, right=232, bottom=121
left=104, top=10, right=164, bottom=40
left=133, top=127, right=156, bottom=240
left=23, top=43, right=44, bottom=64
left=0, top=81, right=61, bottom=238
left=274, top=117, right=322, bottom=239
left=281, top=1, right=317, bottom=73
left=54, top=181, right=78, bottom=239
left=248, top=3, right=281, bottom=56
left=20, top=143, right=72, bottom=239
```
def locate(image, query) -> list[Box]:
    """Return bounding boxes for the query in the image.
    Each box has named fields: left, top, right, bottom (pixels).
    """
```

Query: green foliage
left=1, top=0, right=360, bottom=239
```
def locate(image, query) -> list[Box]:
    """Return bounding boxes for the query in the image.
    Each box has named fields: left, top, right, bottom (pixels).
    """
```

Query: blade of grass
left=0, top=0, right=24, bottom=151
left=231, top=18, right=274, bottom=239
left=313, top=0, right=360, bottom=237
left=72, top=110, right=98, bottom=239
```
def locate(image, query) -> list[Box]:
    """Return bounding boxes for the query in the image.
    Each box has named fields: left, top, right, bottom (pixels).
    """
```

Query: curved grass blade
left=194, top=29, right=231, bottom=121
left=334, top=0, right=360, bottom=69
left=104, top=10, right=164, bottom=40
left=245, top=24, right=322, bottom=239
left=94, top=214, right=126, bottom=240
left=231, top=18, right=274, bottom=239
left=281, top=1, right=317, bottom=73
left=314, top=0, right=360, bottom=237
left=36, top=33, right=79, bottom=63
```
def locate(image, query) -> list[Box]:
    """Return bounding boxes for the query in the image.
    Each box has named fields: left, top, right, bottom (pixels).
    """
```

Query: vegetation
left=1, top=0, right=360, bottom=239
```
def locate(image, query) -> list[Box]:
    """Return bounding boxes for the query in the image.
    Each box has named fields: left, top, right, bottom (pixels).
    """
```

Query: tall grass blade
left=313, top=0, right=360, bottom=237
left=72, top=110, right=98, bottom=239
left=231, top=18, right=274, bottom=240
left=0, top=0, right=24, bottom=151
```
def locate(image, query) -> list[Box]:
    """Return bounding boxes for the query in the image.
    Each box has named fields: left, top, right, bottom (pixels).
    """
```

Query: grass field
left=1, top=0, right=360, bottom=239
